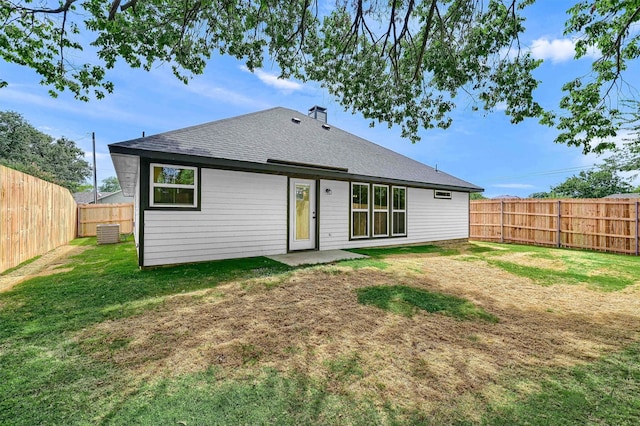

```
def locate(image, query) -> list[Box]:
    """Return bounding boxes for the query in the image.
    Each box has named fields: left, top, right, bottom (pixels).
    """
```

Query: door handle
left=312, top=212, right=316, bottom=219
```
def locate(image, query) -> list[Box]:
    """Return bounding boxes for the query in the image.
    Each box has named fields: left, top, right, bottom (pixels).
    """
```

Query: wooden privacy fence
left=0, top=165, right=77, bottom=273
left=470, top=199, right=640, bottom=255
left=77, top=203, right=134, bottom=237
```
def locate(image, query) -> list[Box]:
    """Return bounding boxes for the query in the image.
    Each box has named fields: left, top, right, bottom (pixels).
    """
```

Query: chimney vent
left=308, top=105, right=327, bottom=123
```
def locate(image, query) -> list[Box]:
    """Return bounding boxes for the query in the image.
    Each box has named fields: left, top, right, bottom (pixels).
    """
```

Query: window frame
left=391, top=186, right=407, bottom=237
left=434, top=190, right=452, bottom=199
left=372, top=184, right=390, bottom=237
left=149, top=163, right=199, bottom=208
left=351, top=182, right=370, bottom=239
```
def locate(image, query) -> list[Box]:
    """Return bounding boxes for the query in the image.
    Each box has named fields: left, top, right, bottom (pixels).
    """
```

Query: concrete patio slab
left=267, top=250, right=368, bottom=267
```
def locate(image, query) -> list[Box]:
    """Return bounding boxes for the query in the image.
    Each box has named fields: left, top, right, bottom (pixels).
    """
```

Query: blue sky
left=1, top=1, right=638, bottom=197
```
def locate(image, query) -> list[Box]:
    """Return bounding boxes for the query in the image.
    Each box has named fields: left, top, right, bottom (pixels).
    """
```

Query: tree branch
left=413, top=0, right=438, bottom=81
left=14, top=0, right=77, bottom=15
left=108, top=0, right=121, bottom=21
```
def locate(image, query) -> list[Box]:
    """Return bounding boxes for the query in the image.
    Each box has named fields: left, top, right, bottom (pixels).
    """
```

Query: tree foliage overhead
left=0, top=111, right=91, bottom=191
left=1, top=1, right=639, bottom=149
left=543, top=0, right=640, bottom=153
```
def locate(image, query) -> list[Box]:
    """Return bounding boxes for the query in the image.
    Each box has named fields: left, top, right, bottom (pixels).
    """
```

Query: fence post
left=500, top=200, right=504, bottom=243
left=76, top=205, right=80, bottom=238
left=557, top=200, right=561, bottom=248
left=636, top=201, right=640, bottom=256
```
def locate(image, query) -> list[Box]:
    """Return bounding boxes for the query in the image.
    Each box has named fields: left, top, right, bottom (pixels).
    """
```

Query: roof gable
left=109, top=107, right=481, bottom=191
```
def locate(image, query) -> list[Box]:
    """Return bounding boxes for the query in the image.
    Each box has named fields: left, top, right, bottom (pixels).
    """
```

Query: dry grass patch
left=77, top=255, right=640, bottom=417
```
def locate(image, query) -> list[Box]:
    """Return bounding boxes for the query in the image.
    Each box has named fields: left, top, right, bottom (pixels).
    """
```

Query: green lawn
left=0, top=239, right=638, bottom=425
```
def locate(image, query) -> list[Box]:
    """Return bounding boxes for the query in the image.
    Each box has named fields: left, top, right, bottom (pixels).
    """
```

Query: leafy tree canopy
left=605, top=115, right=640, bottom=172
left=2, top=1, right=638, bottom=150
left=0, top=111, right=91, bottom=191
left=528, top=166, right=634, bottom=199
left=99, top=176, right=121, bottom=192
left=470, top=192, right=487, bottom=200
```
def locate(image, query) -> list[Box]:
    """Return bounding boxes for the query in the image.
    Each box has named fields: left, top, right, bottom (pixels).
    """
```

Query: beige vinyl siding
left=319, top=180, right=469, bottom=250
left=143, top=169, right=287, bottom=266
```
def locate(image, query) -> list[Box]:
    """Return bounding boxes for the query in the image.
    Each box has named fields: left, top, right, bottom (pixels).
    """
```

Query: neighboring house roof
left=492, top=195, right=521, bottom=199
left=73, top=191, right=114, bottom=204
left=604, top=193, right=640, bottom=199
left=96, top=190, right=134, bottom=204
left=109, top=107, right=482, bottom=193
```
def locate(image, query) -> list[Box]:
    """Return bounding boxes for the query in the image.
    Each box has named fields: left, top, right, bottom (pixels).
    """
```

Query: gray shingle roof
left=109, top=107, right=481, bottom=191
left=604, top=193, right=640, bottom=198
left=73, top=191, right=114, bottom=204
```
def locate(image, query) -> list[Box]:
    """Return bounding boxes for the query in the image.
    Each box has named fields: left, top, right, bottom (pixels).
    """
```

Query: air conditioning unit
left=97, top=224, right=120, bottom=244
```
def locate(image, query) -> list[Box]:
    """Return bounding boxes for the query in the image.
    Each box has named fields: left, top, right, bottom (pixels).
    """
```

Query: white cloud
left=530, top=38, right=576, bottom=63
left=529, top=37, right=600, bottom=63
left=1, top=86, right=156, bottom=127
left=492, top=183, right=536, bottom=189
left=494, top=101, right=508, bottom=112
left=240, top=66, right=303, bottom=92
left=184, top=80, right=272, bottom=109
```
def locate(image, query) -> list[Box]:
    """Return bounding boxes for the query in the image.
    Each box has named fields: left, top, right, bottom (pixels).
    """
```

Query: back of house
left=109, top=106, right=482, bottom=267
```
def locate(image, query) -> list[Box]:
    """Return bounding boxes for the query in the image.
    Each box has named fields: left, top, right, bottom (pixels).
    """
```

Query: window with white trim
left=150, top=163, right=198, bottom=207
left=434, top=190, right=452, bottom=199
left=373, top=184, right=389, bottom=237
left=392, top=186, right=406, bottom=236
left=351, top=183, right=369, bottom=238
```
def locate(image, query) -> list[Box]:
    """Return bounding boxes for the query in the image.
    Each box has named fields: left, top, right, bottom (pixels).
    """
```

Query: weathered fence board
left=0, top=165, right=77, bottom=273
left=470, top=199, right=640, bottom=255
left=77, top=203, right=134, bottom=237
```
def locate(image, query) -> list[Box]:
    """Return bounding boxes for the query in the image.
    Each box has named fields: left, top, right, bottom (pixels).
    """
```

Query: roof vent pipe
left=308, top=105, right=327, bottom=123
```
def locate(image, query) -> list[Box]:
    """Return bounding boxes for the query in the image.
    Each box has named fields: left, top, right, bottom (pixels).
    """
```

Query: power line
left=484, top=164, right=598, bottom=182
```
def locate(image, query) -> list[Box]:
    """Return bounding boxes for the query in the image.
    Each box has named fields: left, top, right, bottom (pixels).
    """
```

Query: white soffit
left=110, top=153, right=139, bottom=197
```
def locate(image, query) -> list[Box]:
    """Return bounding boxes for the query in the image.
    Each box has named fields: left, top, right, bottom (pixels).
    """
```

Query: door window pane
left=295, top=184, right=310, bottom=240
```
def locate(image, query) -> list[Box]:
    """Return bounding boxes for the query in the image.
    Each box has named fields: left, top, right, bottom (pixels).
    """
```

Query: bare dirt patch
left=77, top=255, right=640, bottom=417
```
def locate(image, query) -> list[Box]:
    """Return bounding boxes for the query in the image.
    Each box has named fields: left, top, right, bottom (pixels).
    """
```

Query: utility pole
left=93, top=132, right=98, bottom=204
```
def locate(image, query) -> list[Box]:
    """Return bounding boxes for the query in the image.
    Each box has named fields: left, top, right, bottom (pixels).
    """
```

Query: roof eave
left=109, top=145, right=483, bottom=193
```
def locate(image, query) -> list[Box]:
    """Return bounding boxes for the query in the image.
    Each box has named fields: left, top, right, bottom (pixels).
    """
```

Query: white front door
left=289, top=179, right=316, bottom=251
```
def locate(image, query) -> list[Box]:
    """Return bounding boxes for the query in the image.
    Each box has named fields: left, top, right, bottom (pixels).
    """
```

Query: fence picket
left=470, top=199, right=639, bottom=255
left=0, top=165, right=77, bottom=273
left=77, top=203, right=133, bottom=237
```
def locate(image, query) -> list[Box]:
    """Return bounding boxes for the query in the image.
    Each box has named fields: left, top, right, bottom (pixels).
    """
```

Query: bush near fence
left=470, top=199, right=640, bottom=255
left=0, top=165, right=77, bottom=273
